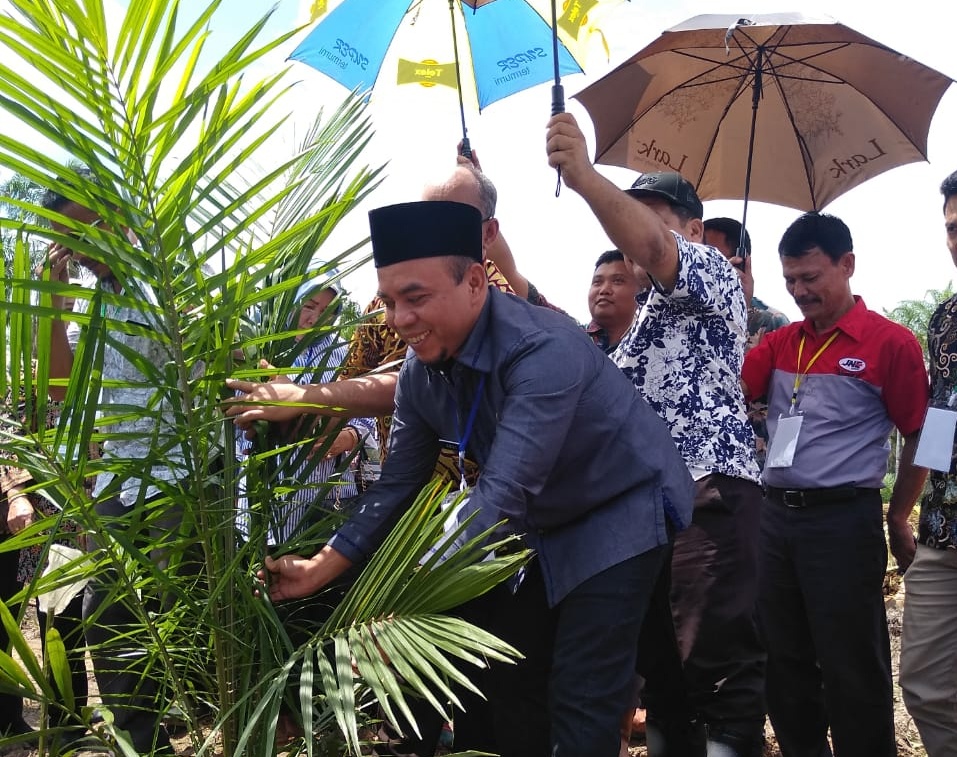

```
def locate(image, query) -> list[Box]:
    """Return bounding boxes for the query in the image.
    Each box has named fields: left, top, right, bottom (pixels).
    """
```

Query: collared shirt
left=339, top=259, right=513, bottom=484
left=585, top=321, right=617, bottom=354
left=745, top=296, right=790, bottom=469
left=68, top=278, right=188, bottom=506
left=329, top=287, right=693, bottom=606
left=743, top=296, right=928, bottom=489
left=918, top=294, right=957, bottom=549
left=612, top=233, right=759, bottom=482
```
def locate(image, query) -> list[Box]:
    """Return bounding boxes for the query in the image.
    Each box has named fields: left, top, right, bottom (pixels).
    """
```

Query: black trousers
left=83, top=494, right=177, bottom=755
left=448, top=546, right=672, bottom=757
left=758, top=488, right=895, bottom=757
left=0, top=539, right=87, bottom=735
left=0, top=540, right=25, bottom=730
left=670, top=474, right=767, bottom=740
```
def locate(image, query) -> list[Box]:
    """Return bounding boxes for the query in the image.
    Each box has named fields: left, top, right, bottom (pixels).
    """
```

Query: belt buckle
left=782, top=490, right=806, bottom=508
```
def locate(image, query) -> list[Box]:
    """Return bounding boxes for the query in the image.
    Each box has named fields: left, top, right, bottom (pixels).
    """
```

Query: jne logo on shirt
left=838, top=357, right=866, bottom=373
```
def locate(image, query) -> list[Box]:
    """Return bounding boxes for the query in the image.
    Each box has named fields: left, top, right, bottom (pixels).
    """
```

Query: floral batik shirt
left=918, top=294, right=957, bottom=549
left=612, top=233, right=759, bottom=482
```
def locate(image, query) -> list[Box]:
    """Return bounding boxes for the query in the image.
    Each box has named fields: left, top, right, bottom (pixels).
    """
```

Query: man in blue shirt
left=254, top=199, right=693, bottom=757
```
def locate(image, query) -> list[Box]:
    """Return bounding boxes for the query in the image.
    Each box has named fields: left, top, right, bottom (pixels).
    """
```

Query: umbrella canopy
left=290, top=0, right=607, bottom=151
left=574, top=12, right=953, bottom=215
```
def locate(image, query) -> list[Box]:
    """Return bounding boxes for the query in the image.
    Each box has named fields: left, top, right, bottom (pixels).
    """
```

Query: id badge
left=914, top=406, right=957, bottom=472
left=767, top=414, right=804, bottom=468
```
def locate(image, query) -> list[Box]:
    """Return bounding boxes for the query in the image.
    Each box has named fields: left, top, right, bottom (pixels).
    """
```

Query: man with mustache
left=741, top=211, right=929, bottom=757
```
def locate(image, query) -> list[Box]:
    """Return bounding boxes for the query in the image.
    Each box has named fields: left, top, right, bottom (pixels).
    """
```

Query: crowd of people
left=2, top=114, right=957, bottom=757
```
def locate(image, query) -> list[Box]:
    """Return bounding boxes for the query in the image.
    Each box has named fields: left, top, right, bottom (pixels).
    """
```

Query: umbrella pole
left=448, top=0, right=472, bottom=159
left=739, top=47, right=763, bottom=263
left=551, top=0, right=564, bottom=196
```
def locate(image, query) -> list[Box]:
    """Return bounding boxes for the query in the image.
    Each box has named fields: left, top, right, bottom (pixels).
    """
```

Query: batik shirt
left=919, top=294, right=957, bottom=549
left=612, top=233, right=759, bottom=482
left=745, top=296, right=790, bottom=469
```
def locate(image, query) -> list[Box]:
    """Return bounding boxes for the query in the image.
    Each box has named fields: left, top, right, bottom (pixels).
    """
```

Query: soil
left=4, top=573, right=929, bottom=757
left=623, top=570, right=926, bottom=757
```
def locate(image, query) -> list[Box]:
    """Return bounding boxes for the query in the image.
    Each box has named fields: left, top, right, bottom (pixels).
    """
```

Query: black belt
left=765, top=486, right=876, bottom=508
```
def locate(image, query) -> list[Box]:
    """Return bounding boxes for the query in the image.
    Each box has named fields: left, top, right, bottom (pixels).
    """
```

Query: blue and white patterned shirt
left=612, top=233, right=759, bottom=483
left=237, top=332, right=376, bottom=545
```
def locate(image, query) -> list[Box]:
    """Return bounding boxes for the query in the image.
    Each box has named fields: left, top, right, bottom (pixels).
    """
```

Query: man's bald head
left=422, top=164, right=496, bottom=221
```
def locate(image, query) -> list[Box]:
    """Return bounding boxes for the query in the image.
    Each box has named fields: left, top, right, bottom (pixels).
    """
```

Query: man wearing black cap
left=547, top=113, right=766, bottom=757
left=259, top=199, right=694, bottom=757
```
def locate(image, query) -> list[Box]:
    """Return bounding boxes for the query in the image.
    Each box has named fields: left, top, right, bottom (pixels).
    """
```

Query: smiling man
left=261, top=199, right=693, bottom=757
left=742, top=211, right=929, bottom=757
left=586, top=250, right=643, bottom=354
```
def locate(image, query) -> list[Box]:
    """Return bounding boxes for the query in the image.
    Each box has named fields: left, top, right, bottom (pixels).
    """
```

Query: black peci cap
left=369, top=201, right=483, bottom=268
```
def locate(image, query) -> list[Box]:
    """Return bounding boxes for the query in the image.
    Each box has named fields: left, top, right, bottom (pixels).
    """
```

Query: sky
left=2, top=0, right=956, bottom=324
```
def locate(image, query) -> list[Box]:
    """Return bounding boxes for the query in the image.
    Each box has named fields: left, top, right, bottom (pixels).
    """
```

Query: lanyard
left=789, top=331, right=840, bottom=414
left=456, top=374, right=486, bottom=492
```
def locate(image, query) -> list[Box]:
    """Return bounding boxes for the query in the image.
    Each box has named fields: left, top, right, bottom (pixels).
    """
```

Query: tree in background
left=885, top=283, right=956, bottom=362
left=882, top=284, right=954, bottom=492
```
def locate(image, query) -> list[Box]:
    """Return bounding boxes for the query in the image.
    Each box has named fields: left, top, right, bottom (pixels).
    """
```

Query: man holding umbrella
left=547, top=113, right=766, bottom=757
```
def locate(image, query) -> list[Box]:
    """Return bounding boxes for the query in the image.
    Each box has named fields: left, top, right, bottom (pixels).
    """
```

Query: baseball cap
left=625, top=172, right=703, bottom=220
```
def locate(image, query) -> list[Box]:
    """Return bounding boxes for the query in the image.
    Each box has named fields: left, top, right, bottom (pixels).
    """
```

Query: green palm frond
left=0, top=1, right=524, bottom=754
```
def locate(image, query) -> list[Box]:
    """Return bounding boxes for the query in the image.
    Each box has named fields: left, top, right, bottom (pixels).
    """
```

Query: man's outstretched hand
left=258, top=546, right=353, bottom=602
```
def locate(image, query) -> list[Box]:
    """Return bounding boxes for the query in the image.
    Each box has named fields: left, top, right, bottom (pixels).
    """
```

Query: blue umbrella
left=289, top=0, right=597, bottom=157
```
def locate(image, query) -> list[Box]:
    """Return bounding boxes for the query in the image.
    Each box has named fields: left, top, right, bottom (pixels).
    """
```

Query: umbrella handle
left=459, top=137, right=472, bottom=161
left=552, top=84, right=565, bottom=197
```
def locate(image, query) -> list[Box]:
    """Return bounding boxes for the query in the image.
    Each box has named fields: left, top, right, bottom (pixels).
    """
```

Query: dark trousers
left=38, top=591, right=89, bottom=734
left=450, top=546, right=671, bottom=757
left=670, top=474, right=767, bottom=741
left=758, top=489, right=895, bottom=757
left=638, top=543, right=706, bottom=755
left=0, top=541, right=25, bottom=730
left=83, top=495, right=177, bottom=755
left=0, top=541, right=87, bottom=736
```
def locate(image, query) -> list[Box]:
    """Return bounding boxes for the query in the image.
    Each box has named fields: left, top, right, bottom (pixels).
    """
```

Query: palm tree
left=0, top=172, right=47, bottom=274
left=0, top=2, right=524, bottom=755
left=885, top=283, right=956, bottom=362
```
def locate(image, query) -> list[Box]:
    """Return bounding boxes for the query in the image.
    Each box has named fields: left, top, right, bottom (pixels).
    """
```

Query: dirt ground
left=4, top=572, right=929, bottom=757
left=623, top=570, right=927, bottom=757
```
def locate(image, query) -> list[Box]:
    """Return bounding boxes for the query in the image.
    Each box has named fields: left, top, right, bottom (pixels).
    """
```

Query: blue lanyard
left=456, top=374, right=486, bottom=491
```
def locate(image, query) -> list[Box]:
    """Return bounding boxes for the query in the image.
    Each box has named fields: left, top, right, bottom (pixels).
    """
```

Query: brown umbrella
left=573, top=12, right=953, bottom=255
